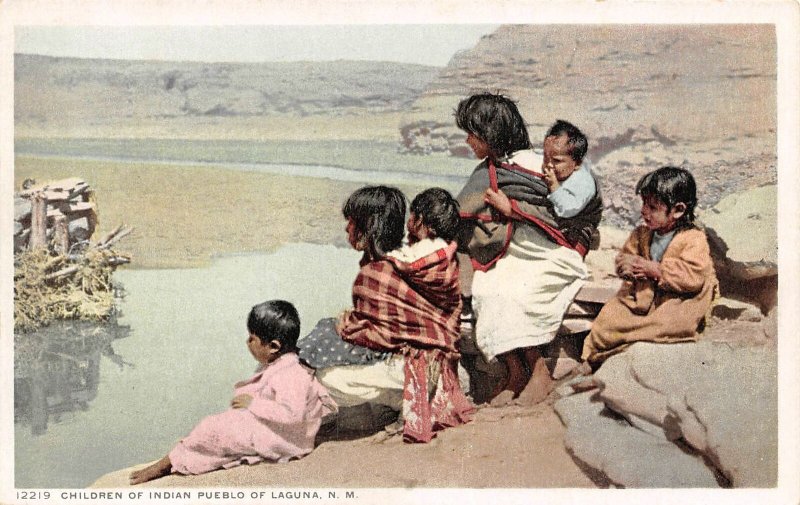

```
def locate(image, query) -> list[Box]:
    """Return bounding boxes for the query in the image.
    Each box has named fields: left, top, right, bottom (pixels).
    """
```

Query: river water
left=14, top=244, right=361, bottom=488
left=16, top=153, right=467, bottom=193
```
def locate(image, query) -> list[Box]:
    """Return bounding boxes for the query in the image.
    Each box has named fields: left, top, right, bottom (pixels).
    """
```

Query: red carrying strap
left=470, top=222, right=514, bottom=272
left=510, top=200, right=588, bottom=257
left=489, top=160, right=587, bottom=258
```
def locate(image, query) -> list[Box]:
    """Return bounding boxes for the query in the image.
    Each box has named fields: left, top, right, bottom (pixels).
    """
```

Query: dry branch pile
left=14, top=178, right=132, bottom=333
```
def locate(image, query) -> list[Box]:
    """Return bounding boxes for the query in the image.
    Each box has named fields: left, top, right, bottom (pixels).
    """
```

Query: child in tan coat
left=581, top=166, right=718, bottom=367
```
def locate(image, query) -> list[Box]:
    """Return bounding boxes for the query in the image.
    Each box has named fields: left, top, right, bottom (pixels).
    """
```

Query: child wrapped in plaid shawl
left=300, top=187, right=473, bottom=443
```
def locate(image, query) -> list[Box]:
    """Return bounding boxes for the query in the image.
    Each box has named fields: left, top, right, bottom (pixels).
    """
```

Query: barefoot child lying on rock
left=581, top=166, right=718, bottom=368
left=129, top=300, right=337, bottom=485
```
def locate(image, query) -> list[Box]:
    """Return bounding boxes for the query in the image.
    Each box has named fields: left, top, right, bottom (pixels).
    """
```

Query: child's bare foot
left=487, top=374, right=529, bottom=407
left=515, top=349, right=555, bottom=406
left=487, top=350, right=530, bottom=406
left=129, top=456, right=172, bottom=485
left=515, top=372, right=555, bottom=406
left=571, top=377, right=599, bottom=393
left=488, top=389, right=516, bottom=407
left=575, top=361, right=593, bottom=377
left=488, top=372, right=530, bottom=407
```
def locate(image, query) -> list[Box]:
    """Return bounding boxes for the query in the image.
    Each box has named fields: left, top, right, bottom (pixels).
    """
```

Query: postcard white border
left=1, top=1, right=798, bottom=504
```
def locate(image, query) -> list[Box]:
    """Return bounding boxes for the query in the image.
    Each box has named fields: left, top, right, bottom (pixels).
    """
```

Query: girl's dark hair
left=343, top=186, right=406, bottom=259
left=247, top=300, right=301, bottom=353
left=455, top=92, right=531, bottom=159
left=410, top=188, right=461, bottom=242
left=635, top=166, right=698, bottom=230
left=546, top=119, right=589, bottom=164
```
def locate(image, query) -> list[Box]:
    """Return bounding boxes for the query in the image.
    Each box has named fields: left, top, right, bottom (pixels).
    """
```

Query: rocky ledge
left=555, top=335, right=777, bottom=488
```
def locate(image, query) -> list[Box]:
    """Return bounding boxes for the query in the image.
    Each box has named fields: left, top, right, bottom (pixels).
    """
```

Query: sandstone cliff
left=400, top=24, right=777, bottom=227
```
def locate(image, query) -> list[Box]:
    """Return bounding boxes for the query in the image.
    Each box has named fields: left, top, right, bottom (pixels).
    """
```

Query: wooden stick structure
left=97, top=224, right=124, bottom=248
left=97, top=226, right=133, bottom=250
left=53, top=216, right=69, bottom=256
left=15, top=178, right=98, bottom=254
left=29, top=193, right=47, bottom=249
left=15, top=178, right=133, bottom=282
left=44, top=265, right=81, bottom=281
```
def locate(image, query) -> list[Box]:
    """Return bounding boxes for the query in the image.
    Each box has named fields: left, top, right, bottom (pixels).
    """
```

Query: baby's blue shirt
left=547, top=161, right=597, bottom=218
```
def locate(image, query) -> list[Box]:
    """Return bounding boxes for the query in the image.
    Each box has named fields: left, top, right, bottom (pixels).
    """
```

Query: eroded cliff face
left=15, top=54, right=440, bottom=122
left=400, top=24, right=777, bottom=227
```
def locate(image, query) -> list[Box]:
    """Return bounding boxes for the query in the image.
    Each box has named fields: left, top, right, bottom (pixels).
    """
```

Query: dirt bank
left=92, top=401, right=596, bottom=489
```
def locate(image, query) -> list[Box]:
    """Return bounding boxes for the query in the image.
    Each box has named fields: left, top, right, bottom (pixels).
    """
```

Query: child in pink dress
left=129, top=300, right=337, bottom=484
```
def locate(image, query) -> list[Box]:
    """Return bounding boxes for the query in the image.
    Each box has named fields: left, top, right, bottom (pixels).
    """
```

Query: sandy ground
left=92, top=401, right=596, bottom=489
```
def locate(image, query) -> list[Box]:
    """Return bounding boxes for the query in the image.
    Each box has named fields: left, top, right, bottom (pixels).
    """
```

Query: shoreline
left=91, top=402, right=597, bottom=489
left=14, top=153, right=467, bottom=188
left=14, top=155, right=423, bottom=270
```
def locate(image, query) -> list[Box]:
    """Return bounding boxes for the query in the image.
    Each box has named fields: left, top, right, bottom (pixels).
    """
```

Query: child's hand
left=615, top=253, right=642, bottom=279
left=616, top=254, right=661, bottom=281
left=335, top=309, right=352, bottom=334
left=483, top=188, right=513, bottom=218
left=543, top=166, right=560, bottom=192
left=231, top=394, right=253, bottom=409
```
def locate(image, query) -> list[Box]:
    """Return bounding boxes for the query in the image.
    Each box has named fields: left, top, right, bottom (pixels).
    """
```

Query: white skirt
left=315, top=355, right=405, bottom=409
left=472, top=224, right=588, bottom=361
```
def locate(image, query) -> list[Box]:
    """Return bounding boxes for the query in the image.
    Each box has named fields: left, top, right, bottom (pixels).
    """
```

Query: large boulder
left=700, top=185, right=777, bottom=312
left=554, top=391, right=721, bottom=488
left=661, top=344, right=778, bottom=487
left=701, top=185, right=777, bottom=269
left=586, top=341, right=777, bottom=487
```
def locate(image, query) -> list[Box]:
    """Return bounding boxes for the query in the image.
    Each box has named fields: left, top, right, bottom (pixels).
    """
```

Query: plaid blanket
left=338, top=241, right=474, bottom=442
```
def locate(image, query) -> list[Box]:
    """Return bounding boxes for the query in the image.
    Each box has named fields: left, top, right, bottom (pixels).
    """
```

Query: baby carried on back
left=458, top=122, right=603, bottom=271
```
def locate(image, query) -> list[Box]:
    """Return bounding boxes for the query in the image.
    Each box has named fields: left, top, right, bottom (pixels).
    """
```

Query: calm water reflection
left=14, top=320, right=130, bottom=436
left=14, top=243, right=359, bottom=488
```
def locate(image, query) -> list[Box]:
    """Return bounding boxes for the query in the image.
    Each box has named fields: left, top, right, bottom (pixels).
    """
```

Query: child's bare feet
left=575, top=361, right=593, bottom=377
left=515, top=372, right=555, bottom=406
left=129, top=456, right=172, bottom=485
left=570, top=377, right=599, bottom=393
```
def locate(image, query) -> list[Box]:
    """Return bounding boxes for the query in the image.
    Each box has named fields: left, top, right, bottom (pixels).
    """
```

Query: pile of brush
left=14, top=178, right=132, bottom=333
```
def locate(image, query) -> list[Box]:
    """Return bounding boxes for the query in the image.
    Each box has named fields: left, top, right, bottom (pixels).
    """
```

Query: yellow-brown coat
left=582, top=225, right=718, bottom=365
